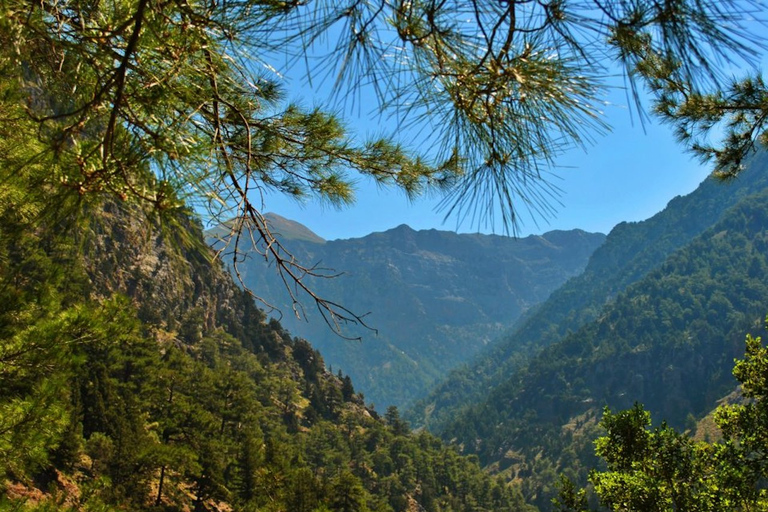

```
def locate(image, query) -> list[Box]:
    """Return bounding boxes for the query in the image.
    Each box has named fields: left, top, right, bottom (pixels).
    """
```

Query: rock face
left=210, top=219, right=605, bottom=409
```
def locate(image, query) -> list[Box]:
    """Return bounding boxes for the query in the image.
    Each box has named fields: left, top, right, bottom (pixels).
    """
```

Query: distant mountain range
left=208, top=218, right=605, bottom=409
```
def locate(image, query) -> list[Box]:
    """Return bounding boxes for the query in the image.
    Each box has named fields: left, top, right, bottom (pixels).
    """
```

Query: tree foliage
left=1, top=0, right=766, bottom=330
left=0, top=158, right=533, bottom=511
left=559, top=319, right=768, bottom=511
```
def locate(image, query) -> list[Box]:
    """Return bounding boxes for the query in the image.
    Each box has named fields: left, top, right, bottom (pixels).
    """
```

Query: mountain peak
left=263, top=213, right=326, bottom=244
left=204, top=213, right=325, bottom=244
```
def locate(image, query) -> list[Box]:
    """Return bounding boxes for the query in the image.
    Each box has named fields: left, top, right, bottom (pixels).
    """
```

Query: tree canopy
left=1, top=0, right=766, bottom=328
left=556, top=318, right=768, bottom=511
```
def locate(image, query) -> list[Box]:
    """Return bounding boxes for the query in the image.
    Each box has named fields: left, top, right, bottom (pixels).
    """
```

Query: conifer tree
left=1, top=1, right=766, bottom=330
left=557, top=318, right=768, bottom=511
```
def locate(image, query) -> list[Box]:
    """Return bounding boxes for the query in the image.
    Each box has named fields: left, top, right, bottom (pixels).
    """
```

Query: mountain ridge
left=442, top=187, right=768, bottom=508
left=407, top=150, right=768, bottom=431
left=209, top=220, right=606, bottom=409
left=408, top=151, right=768, bottom=509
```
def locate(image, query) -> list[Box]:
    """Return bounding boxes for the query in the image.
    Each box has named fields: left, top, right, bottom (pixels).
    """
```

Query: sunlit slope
left=409, top=150, right=768, bottom=431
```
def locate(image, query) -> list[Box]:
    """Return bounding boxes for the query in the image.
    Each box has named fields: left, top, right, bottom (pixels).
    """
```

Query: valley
left=4, top=3, right=768, bottom=511
left=206, top=150, right=768, bottom=510
left=208, top=218, right=605, bottom=409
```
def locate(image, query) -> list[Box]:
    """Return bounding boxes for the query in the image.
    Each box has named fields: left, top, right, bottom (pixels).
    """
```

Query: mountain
left=1, top=176, right=535, bottom=510
left=209, top=221, right=606, bottom=409
left=417, top=152, right=768, bottom=509
left=408, top=150, right=768, bottom=432
left=261, top=212, right=328, bottom=243
left=207, top=212, right=327, bottom=244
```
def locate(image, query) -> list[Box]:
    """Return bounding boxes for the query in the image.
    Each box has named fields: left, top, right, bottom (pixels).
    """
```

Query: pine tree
left=1, top=1, right=766, bottom=328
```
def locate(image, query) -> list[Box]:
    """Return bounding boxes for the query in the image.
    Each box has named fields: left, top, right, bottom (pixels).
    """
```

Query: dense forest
left=424, top=157, right=768, bottom=509
left=0, top=164, right=534, bottom=511
left=557, top=326, right=768, bottom=512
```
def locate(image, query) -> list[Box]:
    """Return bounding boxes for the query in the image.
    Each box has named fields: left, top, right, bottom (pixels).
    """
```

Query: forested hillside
left=408, top=150, right=768, bottom=432
left=433, top=172, right=768, bottom=509
left=211, top=219, right=604, bottom=409
left=4, top=0, right=768, bottom=510
left=0, top=167, right=534, bottom=511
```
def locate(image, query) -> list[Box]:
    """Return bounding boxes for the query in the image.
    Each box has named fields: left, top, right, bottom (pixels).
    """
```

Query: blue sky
left=262, top=88, right=712, bottom=241
left=254, top=8, right=766, bottom=242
